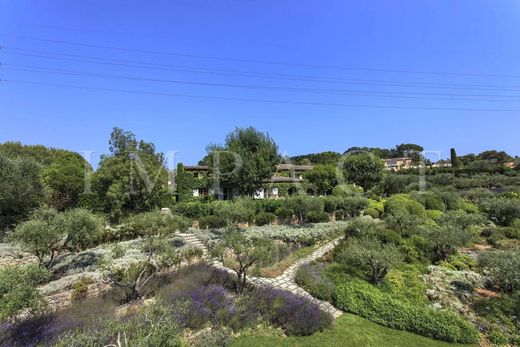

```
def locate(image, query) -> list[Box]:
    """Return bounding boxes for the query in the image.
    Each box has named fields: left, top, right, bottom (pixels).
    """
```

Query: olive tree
left=7, top=208, right=104, bottom=268
left=478, top=251, right=520, bottom=293
left=334, top=238, right=402, bottom=285
left=204, top=127, right=279, bottom=196
left=211, top=229, right=275, bottom=293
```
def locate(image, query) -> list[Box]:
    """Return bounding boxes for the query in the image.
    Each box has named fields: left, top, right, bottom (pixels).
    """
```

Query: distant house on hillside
left=382, top=157, right=414, bottom=171
left=177, top=163, right=314, bottom=200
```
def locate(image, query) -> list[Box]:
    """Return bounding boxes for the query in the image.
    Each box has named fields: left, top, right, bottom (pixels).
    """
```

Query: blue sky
left=1, top=0, right=519, bottom=167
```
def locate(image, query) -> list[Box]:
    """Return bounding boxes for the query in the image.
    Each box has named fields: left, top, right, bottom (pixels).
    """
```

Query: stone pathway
left=175, top=232, right=343, bottom=319
left=176, top=232, right=209, bottom=258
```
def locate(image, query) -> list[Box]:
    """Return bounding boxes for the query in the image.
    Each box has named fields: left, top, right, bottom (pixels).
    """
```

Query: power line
left=2, top=79, right=519, bottom=112
left=4, top=47, right=520, bottom=92
left=3, top=64, right=520, bottom=102
left=1, top=33, right=519, bottom=79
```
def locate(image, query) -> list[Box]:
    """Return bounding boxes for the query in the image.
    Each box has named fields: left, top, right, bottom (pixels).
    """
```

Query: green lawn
left=231, top=313, right=476, bottom=347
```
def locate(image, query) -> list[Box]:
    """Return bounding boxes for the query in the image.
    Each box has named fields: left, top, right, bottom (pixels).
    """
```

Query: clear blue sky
left=1, top=0, right=519, bottom=167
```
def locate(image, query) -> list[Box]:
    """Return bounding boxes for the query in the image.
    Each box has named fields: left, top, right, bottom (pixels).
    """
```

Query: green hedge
left=334, top=280, right=479, bottom=344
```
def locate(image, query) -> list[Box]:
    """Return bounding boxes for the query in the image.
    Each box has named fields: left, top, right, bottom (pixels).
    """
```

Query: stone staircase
left=175, top=231, right=343, bottom=319
left=175, top=232, right=209, bottom=258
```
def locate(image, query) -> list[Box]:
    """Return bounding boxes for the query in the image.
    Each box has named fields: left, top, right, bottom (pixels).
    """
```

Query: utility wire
left=3, top=47, right=520, bottom=92
left=2, top=79, right=519, bottom=112
left=1, top=33, right=519, bottom=79
left=3, top=64, right=520, bottom=102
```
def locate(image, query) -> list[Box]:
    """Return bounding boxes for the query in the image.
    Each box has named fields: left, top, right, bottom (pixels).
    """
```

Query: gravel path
left=176, top=231, right=343, bottom=319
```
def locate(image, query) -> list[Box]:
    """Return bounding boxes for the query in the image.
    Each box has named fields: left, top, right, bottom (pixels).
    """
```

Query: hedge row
left=334, top=280, right=479, bottom=344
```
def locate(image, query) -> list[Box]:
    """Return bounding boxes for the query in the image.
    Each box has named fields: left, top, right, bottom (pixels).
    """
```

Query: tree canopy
left=204, top=127, right=279, bottom=196
left=341, top=152, right=385, bottom=191
left=92, top=128, right=169, bottom=221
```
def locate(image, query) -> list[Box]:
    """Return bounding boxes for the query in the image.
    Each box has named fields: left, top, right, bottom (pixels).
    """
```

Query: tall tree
left=205, top=127, right=279, bottom=196
left=450, top=148, right=459, bottom=168
left=0, top=142, right=89, bottom=212
left=93, top=128, right=168, bottom=221
left=341, top=152, right=385, bottom=191
left=304, top=164, right=338, bottom=195
left=0, top=153, right=45, bottom=231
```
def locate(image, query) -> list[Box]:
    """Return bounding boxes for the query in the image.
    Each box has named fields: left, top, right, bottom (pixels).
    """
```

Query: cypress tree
left=450, top=148, right=459, bottom=168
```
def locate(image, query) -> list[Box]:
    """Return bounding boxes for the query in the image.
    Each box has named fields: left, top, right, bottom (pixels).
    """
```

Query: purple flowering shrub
left=245, top=287, right=333, bottom=336
left=0, top=297, right=116, bottom=347
left=1, top=263, right=332, bottom=345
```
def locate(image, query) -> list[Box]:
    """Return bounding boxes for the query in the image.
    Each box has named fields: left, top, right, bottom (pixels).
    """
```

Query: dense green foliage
left=0, top=153, right=45, bottom=232
left=334, top=280, right=479, bottom=343
left=92, top=128, right=169, bottom=222
left=232, top=313, right=475, bottom=347
left=0, top=142, right=89, bottom=215
left=7, top=208, right=104, bottom=267
left=204, top=127, right=279, bottom=196
left=211, top=229, right=275, bottom=292
left=0, top=264, right=49, bottom=320
left=290, top=151, right=341, bottom=165
left=340, top=152, right=385, bottom=190
left=304, top=164, right=338, bottom=195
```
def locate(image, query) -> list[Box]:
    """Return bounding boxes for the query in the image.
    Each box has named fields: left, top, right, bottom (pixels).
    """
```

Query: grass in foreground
left=231, top=313, right=477, bottom=347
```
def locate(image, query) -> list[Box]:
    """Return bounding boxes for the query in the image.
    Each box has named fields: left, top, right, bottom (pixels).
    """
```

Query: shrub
left=344, top=216, right=386, bottom=239
left=123, top=211, right=191, bottom=237
left=440, top=254, right=477, bottom=271
left=426, top=209, right=443, bottom=220
left=478, top=251, right=520, bottom=293
left=258, top=199, right=283, bottom=214
left=173, top=201, right=210, bottom=219
left=380, top=266, right=429, bottom=305
left=450, top=279, right=474, bottom=293
left=481, top=197, right=520, bottom=226
left=199, top=215, right=227, bottom=229
left=425, top=226, right=473, bottom=262
left=437, top=210, right=487, bottom=230
left=306, top=211, right=329, bottom=223
left=284, top=195, right=325, bottom=225
left=274, top=206, right=294, bottom=222
left=163, top=284, right=240, bottom=330
left=332, top=184, right=363, bottom=197
left=70, top=277, right=95, bottom=302
left=242, top=222, right=349, bottom=245
left=334, top=280, right=479, bottom=343
left=502, top=226, right=520, bottom=239
left=335, top=196, right=369, bottom=219
left=487, top=326, right=509, bottom=346
left=0, top=264, right=49, bottom=320
left=247, top=287, right=333, bottom=336
left=384, top=194, right=427, bottom=218
left=322, top=197, right=337, bottom=213
left=364, top=207, right=380, bottom=219
left=191, top=327, right=231, bottom=347
left=60, top=208, right=104, bottom=252
left=255, top=212, right=276, bottom=226
left=334, top=238, right=403, bottom=285
left=56, top=302, right=182, bottom=347
left=0, top=297, right=116, bottom=347
left=295, top=262, right=335, bottom=301
left=410, top=191, right=446, bottom=211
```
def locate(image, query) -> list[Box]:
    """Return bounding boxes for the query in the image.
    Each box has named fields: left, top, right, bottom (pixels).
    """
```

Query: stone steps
left=176, top=231, right=344, bottom=319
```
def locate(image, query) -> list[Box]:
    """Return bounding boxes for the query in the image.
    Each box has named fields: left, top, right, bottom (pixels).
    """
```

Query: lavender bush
left=245, top=286, right=333, bottom=336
